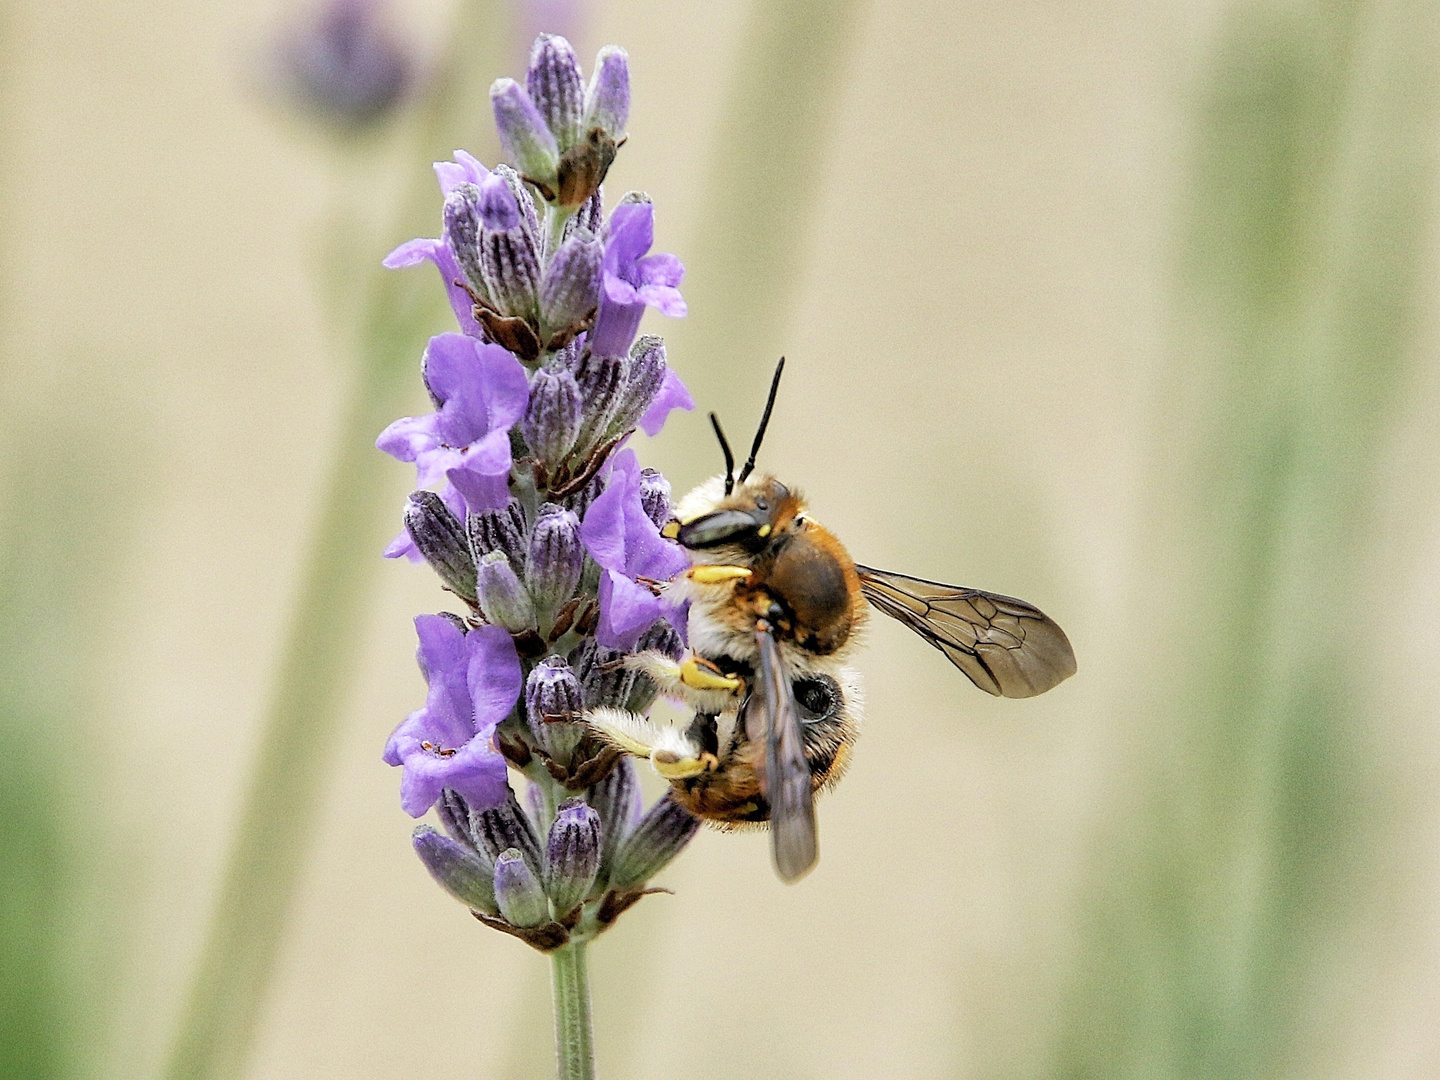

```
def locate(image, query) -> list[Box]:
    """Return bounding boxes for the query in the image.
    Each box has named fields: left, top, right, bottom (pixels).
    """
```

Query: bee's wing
left=855, top=565, right=1076, bottom=698
left=749, top=624, right=819, bottom=883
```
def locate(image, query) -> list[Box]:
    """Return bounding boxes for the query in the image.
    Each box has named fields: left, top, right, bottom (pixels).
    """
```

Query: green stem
left=550, top=941, right=595, bottom=1080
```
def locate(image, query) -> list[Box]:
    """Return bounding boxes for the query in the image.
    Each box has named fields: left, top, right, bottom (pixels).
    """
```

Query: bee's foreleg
left=623, top=649, right=740, bottom=713
left=584, top=707, right=718, bottom=779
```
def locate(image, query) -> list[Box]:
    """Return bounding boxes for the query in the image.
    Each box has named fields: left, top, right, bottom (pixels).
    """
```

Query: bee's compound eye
left=792, top=674, right=842, bottom=723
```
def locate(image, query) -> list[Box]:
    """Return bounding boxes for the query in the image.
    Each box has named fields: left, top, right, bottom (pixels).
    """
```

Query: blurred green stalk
left=161, top=6, right=503, bottom=1080
left=1056, top=1, right=1439, bottom=1077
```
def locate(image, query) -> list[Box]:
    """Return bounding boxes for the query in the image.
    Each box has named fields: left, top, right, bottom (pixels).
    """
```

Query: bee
left=589, top=359, right=1076, bottom=882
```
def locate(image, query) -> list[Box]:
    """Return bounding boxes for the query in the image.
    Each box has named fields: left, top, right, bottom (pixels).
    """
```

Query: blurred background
left=5, top=0, right=1440, bottom=1077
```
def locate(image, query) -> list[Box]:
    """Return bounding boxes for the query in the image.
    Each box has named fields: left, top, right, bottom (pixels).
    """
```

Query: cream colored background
left=6, top=0, right=1440, bottom=1078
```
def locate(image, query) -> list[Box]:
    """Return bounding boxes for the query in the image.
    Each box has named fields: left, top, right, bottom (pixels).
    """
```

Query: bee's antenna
left=736, top=356, right=785, bottom=486
left=710, top=412, right=736, bottom=496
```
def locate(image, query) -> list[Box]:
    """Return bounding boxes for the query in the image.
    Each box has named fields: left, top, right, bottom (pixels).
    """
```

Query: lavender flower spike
left=590, top=197, right=686, bottom=358
left=491, top=78, right=559, bottom=193
left=274, top=0, right=413, bottom=130
left=382, top=618, right=520, bottom=817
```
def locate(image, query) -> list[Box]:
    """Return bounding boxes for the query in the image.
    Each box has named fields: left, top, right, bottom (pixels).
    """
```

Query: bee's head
left=669, top=476, right=796, bottom=552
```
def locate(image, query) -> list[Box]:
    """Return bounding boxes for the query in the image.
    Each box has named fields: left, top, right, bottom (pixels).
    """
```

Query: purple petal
left=434, top=150, right=489, bottom=195
left=466, top=624, right=523, bottom=726
left=383, top=237, right=437, bottom=268
left=446, top=464, right=511, bottom=513
left=394, top=734, right=508, bottom=817
left=638, top=367, right=695, bottom=436
left=381, top=238, right=483, bottom=337
left=588, top=295, right=644, bottom=359
left=376, top=413, right=439, bottom=463
left=635, top=251, right=684, bottom=289
left=596, top=570, right=662, bottom=651
left=602, top=271, right=640, bottom=305
left=604, top=202, right=654, bottom=274
left=477, top=171, right=520, bottom=232
left=383, top=528, right=422, bottom=561
left=635, top=283, right=687, bottom=318
left=578, top=462, right=631, bottom=572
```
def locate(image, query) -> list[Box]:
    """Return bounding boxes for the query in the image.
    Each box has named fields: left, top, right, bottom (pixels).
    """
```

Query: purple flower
left=383, top=617, right=522, bottom=817
left=589, top=200, right=687, bottom=358
left=375, top=333, right=529, bottom=513
left=383, top=151, right=493, bottom=337
left=579, top=448, right=689, bottom=649
left=275, top=0, right=413, bottom=129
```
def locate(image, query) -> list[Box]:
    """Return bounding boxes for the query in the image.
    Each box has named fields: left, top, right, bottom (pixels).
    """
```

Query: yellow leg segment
left=679, top=656, right=742, bottom=691
left=686, top=564, right=752, bottom=585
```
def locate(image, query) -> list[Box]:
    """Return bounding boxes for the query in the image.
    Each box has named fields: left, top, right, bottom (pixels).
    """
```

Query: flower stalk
left=550, top=942, right=595, bottom=1080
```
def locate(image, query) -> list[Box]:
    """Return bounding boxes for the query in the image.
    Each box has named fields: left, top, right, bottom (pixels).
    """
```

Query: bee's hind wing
left=750, top=625, right=819, bottom=883
left=855, top=564, right=1076, bottom=698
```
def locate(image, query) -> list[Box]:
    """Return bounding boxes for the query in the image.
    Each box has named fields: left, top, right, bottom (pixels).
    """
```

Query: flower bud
left=527, top=504, right=583, bottom=614
left=587, top=756, right=640, bottom=871
left=522, top=366, right=583, bottom=467
left=473, top=785, right=543, bottom=873
left=544, top=797, right=601, bottom=914
left=539, top=227, right=602, bottom=342
left=527, top=34, right=584, bottom=152
left=468, top=498, right=527, bottom=568
left=413, top=825, right=497, bottom=913
left=638, top=468, right=671, bottom=529
left=608, top=793, right=700, bottom=891
left=480, top=209, right=541, bottom=323
left=493, top=848, right=549, bottom=927
left=436, top=787, right=477, bottom=848
left=442, top=183, right=488, bottom=298
left=526, top=655, right=584, bottom=758
left=572, top=637, right=635, bottom=710
left=275, top=0, right=413, bottom=130
left=404, top=490, right=477, bottom=601
left=583, top=45, right=629, bottom=140
left=491, top=77, right=559, bottom=191
left=476, top=550, right=537, bottom=632
left=572, top=352, right=627, bottom=454
left=606, top=335, right=667, bottom=437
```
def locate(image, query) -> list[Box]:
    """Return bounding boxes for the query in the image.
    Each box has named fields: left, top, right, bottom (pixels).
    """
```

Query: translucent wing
left=855, top=565, right=1076, bottom=698
left=749, top=625, right=819, bottom=883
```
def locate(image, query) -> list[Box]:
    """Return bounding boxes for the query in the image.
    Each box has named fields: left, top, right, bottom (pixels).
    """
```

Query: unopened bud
left=413, top=825, right=497, bottom=913
left=572, top=352, right=627, bottom=453
left=526, top=655, right=584, bottom=759
left=442, top=183, right=487, bottom=298
left=608, top=793, right=700, bottom=891
left=468, top=498, right=527, bottom=568
left=583, top=45, right=629, bottom=140
left=436, top=788, right=476, bottom=848
left=572, top=637, right=635, bottom=710
left=527, top=34, right=584, bottom=151
left=479, top=201, right=541, bottom=322
left=476, top=551, right=538, bottom=632
left=606, top=335, right=667, bottom=437
left=472, top=785, right=543, bottom=873
left=527, top=504, right=583, bottom=614
left=637, top=468, right=671, bottom=529
left=493, top=848, right=548, bottom=927
left=539, top=227, right=602, bottom=342
left=522, top=366, right=583, bottom=467
left=404, top=490, right=476, bottom=601
left=544, top=797, right=601, bottom=914
left=491, top=78, right=559, bottom=192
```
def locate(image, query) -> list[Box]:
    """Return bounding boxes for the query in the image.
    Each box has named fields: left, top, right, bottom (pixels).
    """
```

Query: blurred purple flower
left=275, top=0, right=413, bottom=129
left=376, top=333, right=529, bottom=514
left=589, top=200, right=686, bottom=358
left=383, top=617, right=521, bottom=817
left=579, top=448, right=689, bottom=649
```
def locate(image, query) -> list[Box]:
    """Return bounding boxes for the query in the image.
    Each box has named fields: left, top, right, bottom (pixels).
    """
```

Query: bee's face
left=667, top=475, right=799, bottom=558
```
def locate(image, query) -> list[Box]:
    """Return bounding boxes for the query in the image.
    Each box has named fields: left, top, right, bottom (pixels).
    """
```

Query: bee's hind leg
left=584, top=707, right=718, bottom=779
